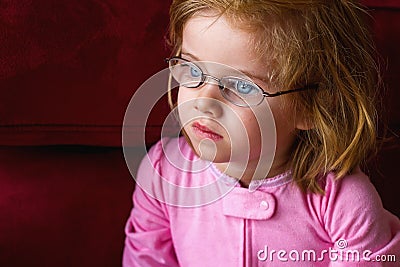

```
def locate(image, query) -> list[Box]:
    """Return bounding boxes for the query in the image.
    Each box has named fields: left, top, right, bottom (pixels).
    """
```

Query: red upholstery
left=0, top=1, right=398, bottom=266
left=0, top=0, right=171, bottom=147
left=0, top=146, right=139, bottom=267
left=364, top=3, right=400, bottom=219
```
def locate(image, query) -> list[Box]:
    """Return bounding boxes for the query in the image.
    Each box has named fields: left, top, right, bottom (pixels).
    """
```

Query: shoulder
left=136, top=136, right=195, bottom=179
left=321, top=168, right=384, bottom=220
left=303, top=168, right=385, bottom=233
left=134, top=137, right=201, bottom=205
left=318, top=169, right=400, bottom=257
left=319, top=168, right=399, bottom=239
left=143, top=136, right=196, bottom=173
left=323, top=167, right=383, bottom=213
left=324, top=168, right=378, bottom=200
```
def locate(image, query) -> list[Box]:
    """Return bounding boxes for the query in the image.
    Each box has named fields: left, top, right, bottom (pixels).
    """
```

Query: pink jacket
left=123, top=137, right=400, bottom=266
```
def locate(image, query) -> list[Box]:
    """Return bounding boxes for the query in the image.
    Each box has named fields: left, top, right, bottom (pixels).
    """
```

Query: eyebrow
left=180, top=51, right=270, bottom=84
left=181, top=51, right=200, bottom=61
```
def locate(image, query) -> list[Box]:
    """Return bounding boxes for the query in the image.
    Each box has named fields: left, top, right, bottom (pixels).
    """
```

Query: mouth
left=191, top=122, right=223, bottom=141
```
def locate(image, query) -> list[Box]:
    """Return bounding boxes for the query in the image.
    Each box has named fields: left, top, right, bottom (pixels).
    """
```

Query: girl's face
left=177, top=12, right=303, bottom=178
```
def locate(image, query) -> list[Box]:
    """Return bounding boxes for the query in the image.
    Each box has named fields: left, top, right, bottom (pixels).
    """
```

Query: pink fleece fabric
left=123, top=137, right=400, bottom=266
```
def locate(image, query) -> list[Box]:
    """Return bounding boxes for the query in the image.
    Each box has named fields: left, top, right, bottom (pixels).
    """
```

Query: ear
left=295, top=111, right=314, bottom=130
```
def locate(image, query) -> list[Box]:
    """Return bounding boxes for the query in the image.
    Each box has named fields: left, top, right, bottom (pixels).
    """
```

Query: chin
left=192, top=142, right=231, bottom=163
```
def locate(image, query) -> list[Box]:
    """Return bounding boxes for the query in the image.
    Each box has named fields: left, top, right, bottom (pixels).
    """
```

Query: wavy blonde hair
left=168, top=0, right=380, bottom=193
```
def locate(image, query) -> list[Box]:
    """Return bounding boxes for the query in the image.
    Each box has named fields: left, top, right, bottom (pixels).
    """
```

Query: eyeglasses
left=166, top=56, right=318, bottom=107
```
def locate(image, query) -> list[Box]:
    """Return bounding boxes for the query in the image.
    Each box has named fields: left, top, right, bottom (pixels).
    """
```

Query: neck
left=214, top=157, right=290, bottom=188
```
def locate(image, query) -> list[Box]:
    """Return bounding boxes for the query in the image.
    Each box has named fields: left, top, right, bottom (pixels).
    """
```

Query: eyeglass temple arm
left=262, top=84, right=319, bottom=97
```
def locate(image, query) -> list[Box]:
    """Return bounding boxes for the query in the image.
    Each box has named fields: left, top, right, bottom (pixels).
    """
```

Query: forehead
left=181, top=12, right=266, bottom=75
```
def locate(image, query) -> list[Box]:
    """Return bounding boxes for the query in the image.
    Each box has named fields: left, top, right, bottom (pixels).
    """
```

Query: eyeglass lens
left=168, top=58, right=264, bottom=106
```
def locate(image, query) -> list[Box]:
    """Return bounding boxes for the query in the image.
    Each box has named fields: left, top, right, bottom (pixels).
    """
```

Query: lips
left=191, top=122, right=223, bottom=141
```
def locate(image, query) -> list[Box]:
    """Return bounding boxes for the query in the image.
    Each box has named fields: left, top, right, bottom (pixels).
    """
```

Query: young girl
left=124, top=0, right=400, bottom=266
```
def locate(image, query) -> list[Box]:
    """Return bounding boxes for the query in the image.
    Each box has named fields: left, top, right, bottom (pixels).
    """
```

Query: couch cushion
left=0, top=0, right=171, bottom=146
left=0, top=145, right=141, bottom=267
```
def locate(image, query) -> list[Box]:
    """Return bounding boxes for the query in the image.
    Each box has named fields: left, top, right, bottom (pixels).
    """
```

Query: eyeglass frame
left=166, top=56, right=318, bottom=107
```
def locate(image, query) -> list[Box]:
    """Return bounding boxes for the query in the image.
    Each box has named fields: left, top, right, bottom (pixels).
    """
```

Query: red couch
left=0, top=1, right=399, bottom=266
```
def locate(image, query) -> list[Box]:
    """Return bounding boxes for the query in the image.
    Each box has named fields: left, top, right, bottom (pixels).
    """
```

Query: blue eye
left=190, top=65, right=202, bottom=78
left=235, top=80, right=258, bottom=95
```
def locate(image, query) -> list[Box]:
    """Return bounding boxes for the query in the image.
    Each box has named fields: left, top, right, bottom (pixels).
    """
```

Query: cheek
left=238, top=107, right=262, bottom=133
left=234, top=111, right=263, bottom=149
left=244, top=116, right=262, bottom=150
left=266, top=100, right=298, bottom=156
left=268, top=97, right=296, bottom=127
left=177, top=86, right=194, bottom=105
left=177, top=88, right=189, bottom=116
left=177, top=87, right=185, bottom=105
left=237, top=104, right=277, bottom=159
left=177, top=87, right=195, bottom=129
left=270, top=106, right=295, bottom=137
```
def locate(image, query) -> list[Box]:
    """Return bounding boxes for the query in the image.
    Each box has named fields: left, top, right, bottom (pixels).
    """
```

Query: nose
left=194, top=81, right=223, bottom=118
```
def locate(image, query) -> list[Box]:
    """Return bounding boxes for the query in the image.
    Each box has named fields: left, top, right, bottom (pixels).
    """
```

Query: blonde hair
left=168, top=0, right=380, bottom=193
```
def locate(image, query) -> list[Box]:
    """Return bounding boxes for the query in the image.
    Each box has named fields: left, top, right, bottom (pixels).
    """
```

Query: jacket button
left=259, top=200, right=269, bottom=210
